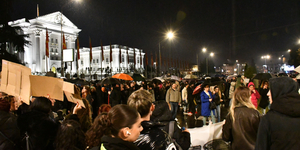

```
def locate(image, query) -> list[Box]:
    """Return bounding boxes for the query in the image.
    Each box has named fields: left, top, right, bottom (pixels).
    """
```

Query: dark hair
left=71, top=98, right=92, bottom=132
left=0, top=97, right=10, bottom=112
left=83, top=86, right=91, bottom=95
left=127, top=89, right=153, bottom=118
left=54, top=120, right=86, bottom=150
left=86, top=104, right=139, bottom=147
left=29, top=97, right=52, bottom=113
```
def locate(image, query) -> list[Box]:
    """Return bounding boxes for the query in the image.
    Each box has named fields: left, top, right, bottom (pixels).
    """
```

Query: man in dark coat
left=255, top=77, right=300, bottom=150
left=110, top=84, right=121, bottom=107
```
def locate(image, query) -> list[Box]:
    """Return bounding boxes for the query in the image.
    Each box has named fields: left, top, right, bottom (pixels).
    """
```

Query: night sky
left=10, top=0, right=300, bottom=67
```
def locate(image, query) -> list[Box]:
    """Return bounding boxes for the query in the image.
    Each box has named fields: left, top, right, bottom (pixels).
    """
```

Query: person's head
left=98, top=104, right=111, bottom=115
left=268, top=77, right=299, bottom=105
left=204, top=85, right=210, bottom=92
left=171, top=83, right=177, bottom=90
left=214, top=86, right=219, bottom=93
left=130, top=82, right=135, bottom=87
left=290, top=74, right=297, bottom=82
left=54, top=120, right=86, bottom=150
left=101, top=87, right=106, bottom=92
left=185, top=84, right=189, bottom=88
left=260, top=81, right=269, bottom=89
left=248, top=82, right=255, bottom=91
left=87, top=104, right=142, bottom=144
left=82, top=86, right=91, bottom=95
left=0, top=97, right=11, bottom=112
left=127, top=89, right=155, bottom=121
left=29, top=97, right=52, bottom=114
left=230, top=86, right=256, bottom=122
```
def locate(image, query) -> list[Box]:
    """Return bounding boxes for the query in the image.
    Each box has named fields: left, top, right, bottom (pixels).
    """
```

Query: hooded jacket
left=248, top=82, right=260, bottom=108
left=255, top=77, right=300, bottom=150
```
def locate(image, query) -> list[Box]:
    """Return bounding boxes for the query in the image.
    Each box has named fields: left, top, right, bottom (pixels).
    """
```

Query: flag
left=110, top=43, right=112, bottom=62
left=89, top=37, right=92, bottom=62
left=151, top=53, right=153, bottom=66
left=127, top=47, right=129, bottom=63
left=119, top=46, right=122, bottom=63
left=62, top=33, right=67, bottom=49
left=101, top=40, right=104, bottom=61
left=77, top=38, right=80, bottom=60
left=45, top=28, right=49, bottom=58
left=133, top=48, right=136, bottom=65
left=145, top=53, right=148, bottom=66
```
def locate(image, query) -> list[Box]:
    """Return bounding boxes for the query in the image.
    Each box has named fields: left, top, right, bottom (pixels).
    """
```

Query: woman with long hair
left=213, top=86, right=224, bottom=122
left=86, top=104, right=143, bottom=150
left=259, top=81, right=269, bottom=114
left=222, top=87, right=261, bottom=150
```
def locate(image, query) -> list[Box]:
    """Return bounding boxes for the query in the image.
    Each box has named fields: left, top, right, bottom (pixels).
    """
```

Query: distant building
left=8, top=11, right=144, bottom=76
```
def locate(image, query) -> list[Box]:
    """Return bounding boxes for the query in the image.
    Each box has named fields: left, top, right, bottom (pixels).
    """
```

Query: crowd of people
left=1, top=74, right=300, bottom=150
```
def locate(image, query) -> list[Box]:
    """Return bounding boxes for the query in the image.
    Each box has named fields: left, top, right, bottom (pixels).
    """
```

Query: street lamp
left=159, top=30, right=175, bottom=76
left=60, top=0, right=82, bottom=77
left=288, top=49, right=291, bottom=53
left=202, top=48, right=214, bottom=75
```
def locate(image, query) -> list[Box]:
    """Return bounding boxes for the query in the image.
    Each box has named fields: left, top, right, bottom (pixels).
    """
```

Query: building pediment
left=31, top=11, right=78, bottom=29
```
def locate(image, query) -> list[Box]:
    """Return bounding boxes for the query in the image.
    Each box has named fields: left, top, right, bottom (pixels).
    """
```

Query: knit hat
left=248, top=82, right=255, bottom=87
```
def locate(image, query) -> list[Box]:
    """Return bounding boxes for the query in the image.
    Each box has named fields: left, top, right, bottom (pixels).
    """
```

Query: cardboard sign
left=63, top=81, right=75, bottom=94
left=64, top=91, right=85, bottom=108
left=0, top=60, right=31, bottom=105
left=30, top=75, right=64, bottom=101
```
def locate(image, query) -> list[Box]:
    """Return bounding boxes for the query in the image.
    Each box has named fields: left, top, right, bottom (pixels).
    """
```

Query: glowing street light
left=288, top=49, right=291, bottom=53
left=202, top=48, right=207, bottom=53
left=166, top=31, right=174, bottom=39
left=210, top=52, right=214, bottom=57
left=159, top=30, right=175, bottom=76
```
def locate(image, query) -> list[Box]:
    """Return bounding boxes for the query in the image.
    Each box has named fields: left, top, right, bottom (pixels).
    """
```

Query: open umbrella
left=184, top=74, right=198, bottom=79
left=131, top=73, right=145, bottom=81
left=112, top=73, right=133, bottom=81
left=253, top=73, right=273, bottom=81
left=152, top=77, right=165, bottom=84
left=100, top=77, right=120, bottom=85
left=192, top=84, right=202, bottom=95
left=171, top=75, right=181, bottom=81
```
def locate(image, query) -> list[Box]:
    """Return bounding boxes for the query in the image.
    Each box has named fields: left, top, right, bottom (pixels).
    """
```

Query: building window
left=51, top=38, right=53, bottom=43
left=55, top=49, right=58, bottom=52
left=93, top=59, right=95, bottom=64
left=96, top=59, right=99, bottom=63
left=121, top=54, right=124, bottom=62
left=137, top=57, right=140, bottom=63
left=51, top=48, right=53, bottom=52
left=81, top=60, right=83, bottom=65
left=106, top=58, right=109, bottom=64
left=55, top=39, right=58, bottom=43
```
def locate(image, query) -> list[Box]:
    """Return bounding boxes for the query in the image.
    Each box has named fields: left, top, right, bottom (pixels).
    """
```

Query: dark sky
left=10, top=0, right=300, bottom=67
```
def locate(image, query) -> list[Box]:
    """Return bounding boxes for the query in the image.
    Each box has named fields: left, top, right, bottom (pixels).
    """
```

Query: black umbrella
left=131, top=73, right=145, bottom=81
left=253, top=73, right=273, bottom=80
left=100, top=77, right=120, bottom=85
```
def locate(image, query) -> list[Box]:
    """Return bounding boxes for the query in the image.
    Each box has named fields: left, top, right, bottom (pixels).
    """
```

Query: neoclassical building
left=8, top=11, right=145, bottom=76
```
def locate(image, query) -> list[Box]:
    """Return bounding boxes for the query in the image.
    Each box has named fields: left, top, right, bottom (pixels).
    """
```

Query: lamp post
left=60, top=0, right=82, bottom=77
left=159, top=31, right=174, bottom=76
left=202, top=48, right=214, bottom=75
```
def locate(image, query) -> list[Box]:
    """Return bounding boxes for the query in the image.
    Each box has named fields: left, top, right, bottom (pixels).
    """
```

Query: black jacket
left=134, top=121, right=177, bottom=150
left=151, top=100, right=191, bottom=150
left=17, top=110, right=59, bottom=150
left=222, top=106, right=261, bottom=150
left=0, top=111, right=21, bottom=150
left=110, top=88, right=121, bottom=107
left=258, top=88, right=269, bottom=109
left=255, top=77, right=300, bottom=150
left=100, top=135, right=139, bottom=150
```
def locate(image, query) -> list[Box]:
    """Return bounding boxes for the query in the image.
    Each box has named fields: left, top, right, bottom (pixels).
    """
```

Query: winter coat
left=134, top=121, right=177, bottom=150
left=17, top=110, right=59, bottom=150
left=258, top=88, right=269, bottom=109
left=110, top=88, right=121, bottom=107
left=222, top=106, right=261, bottom=150
left=100, top=135, right=139, bottom=150
left=248, top=82, right=261, bottom=108
left=182, top=87, right=188, bottom=101
left=0, top=111, right=21, bottom=150
left=151, top=100, right=191, bottom=150
left=229, top=81, right=236, bottom=99
left=255, top=77, right=300, bottom=150
left=166, top=88, right=182, bottom=104
left=200, top=91, right=214, bottom=117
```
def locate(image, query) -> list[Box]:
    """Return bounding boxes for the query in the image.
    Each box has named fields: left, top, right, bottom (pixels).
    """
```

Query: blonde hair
left=230, top=86, right=257, bottom=122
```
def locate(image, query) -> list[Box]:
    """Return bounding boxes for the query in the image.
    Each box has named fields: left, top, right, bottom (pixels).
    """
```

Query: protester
left=110, top=84, right=122, bottom=107
left=258, top=81, right=269, bottom=114
left=255, top=77, right=300, bottom=149
left=54, top=120, right=86, bottom=150
left=222, top=87, right=261, bottom=150
left=88, top=104, right=143, bottom=150
left=200, top=84, right=216, bottom=125
left=17, top=97, right=59, bottom=150
left=82, top=86, right=93, bottom=107
left=248, top=82, right=261, bottom=108
left=213, top=86, right=223, bottom=122
left=151, top=100, right=191, bottom=150
left=166, top=83, right=182, bottom=119
left=182, top=84, right=188, bottom=112
left=0, top=96, right=21, bottom=150
left=187, top=83, right=196, bottom=114
left=127, top=89, right=178, bottom=150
